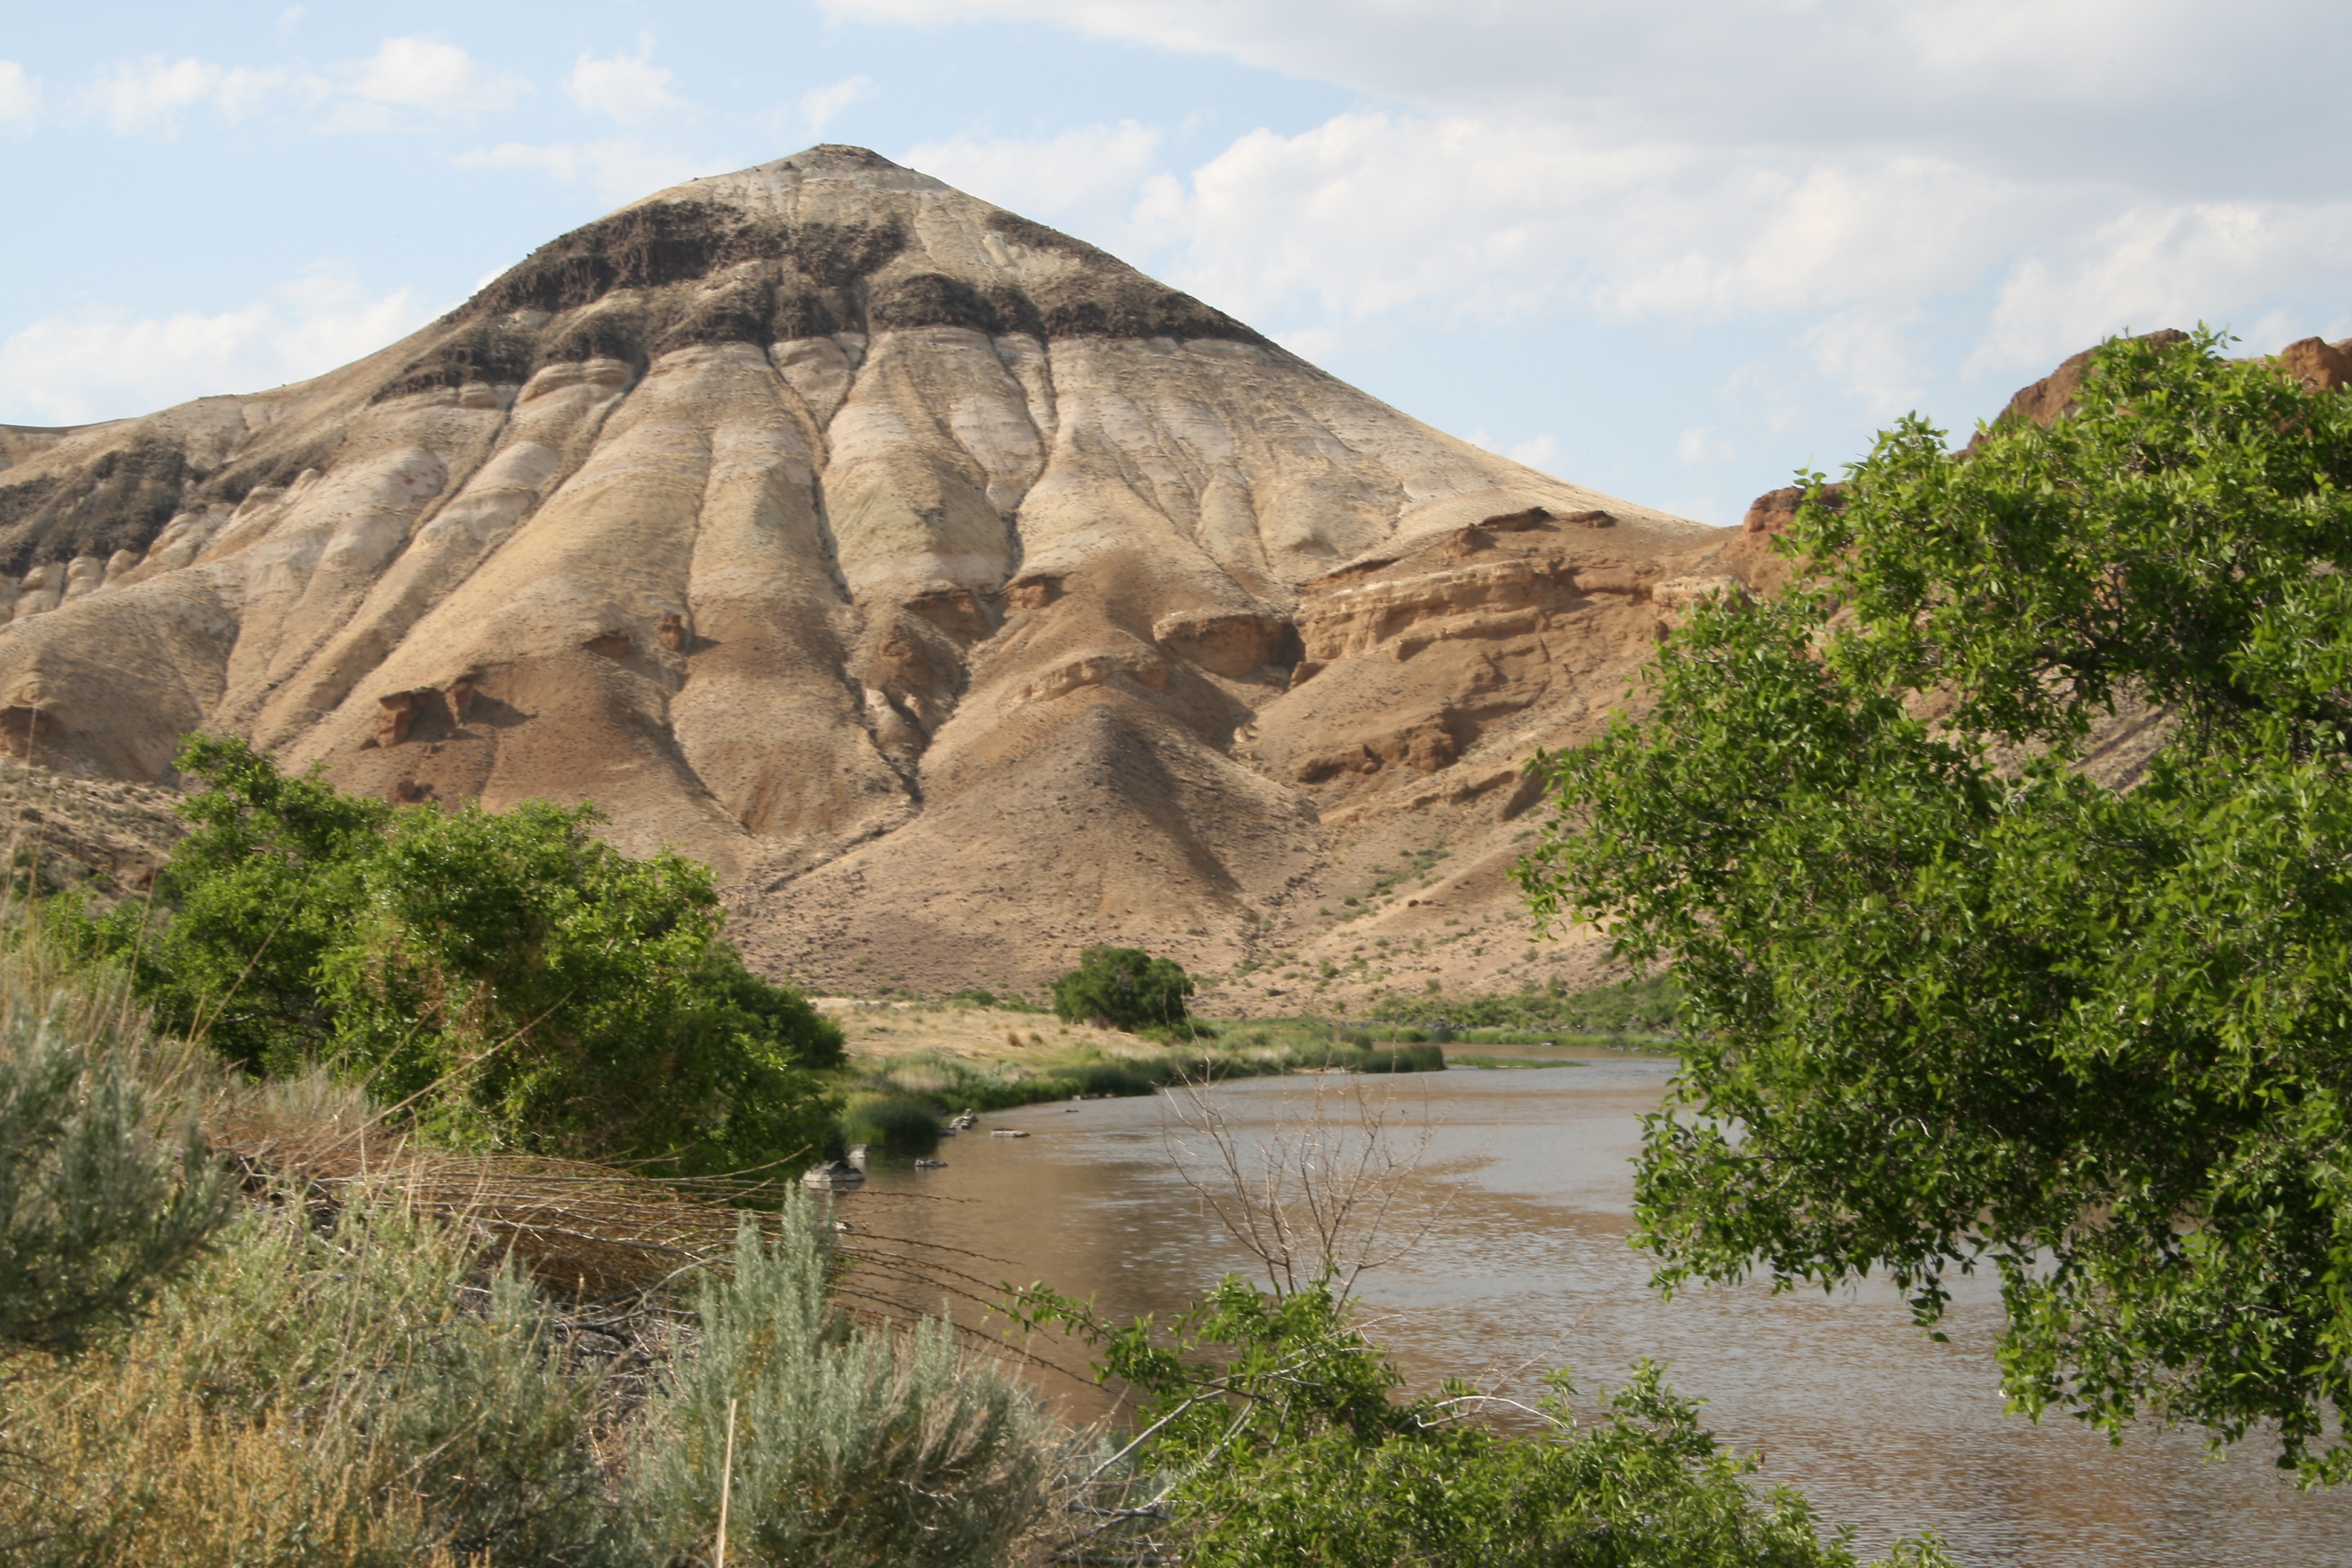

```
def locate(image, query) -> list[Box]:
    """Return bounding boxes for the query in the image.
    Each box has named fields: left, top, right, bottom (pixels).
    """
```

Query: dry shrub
left=1161, top=1072, right=1451, bottom=1301
left=0, top=1194, right=610, bottom=1567
left=1, top=1371, right=430, bottom=1567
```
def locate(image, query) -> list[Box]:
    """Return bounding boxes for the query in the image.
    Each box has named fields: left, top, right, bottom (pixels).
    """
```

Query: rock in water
left=0, top=145, right=1775, bottom=1005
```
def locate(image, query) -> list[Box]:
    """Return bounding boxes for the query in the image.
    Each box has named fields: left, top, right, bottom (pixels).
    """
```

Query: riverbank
left=817, top=998, right=1451, bottom=1144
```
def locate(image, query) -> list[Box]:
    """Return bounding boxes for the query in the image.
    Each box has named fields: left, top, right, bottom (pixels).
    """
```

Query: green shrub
left=1067, top=1059, right=1157, bottom=1097
left=632, top=1195, right=1054, bottom=1567
left=1345, top=1042, right=1446, bottom=1074
left=1017, top=1275, right=1952, bottom=1568
left=1050, top=946, right=1193, bottom=1031
left=1286, top=1041, right=1445, bottom=1074
left=0, top=959, right=226, bottom=1357
left=64, top=735, right=842, bottom=1173
left=841, top=1093, right=940, bottom=1155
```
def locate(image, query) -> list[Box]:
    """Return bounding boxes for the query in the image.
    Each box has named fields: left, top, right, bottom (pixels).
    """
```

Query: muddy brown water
left=832, top=1053, right=2352, bottom=1565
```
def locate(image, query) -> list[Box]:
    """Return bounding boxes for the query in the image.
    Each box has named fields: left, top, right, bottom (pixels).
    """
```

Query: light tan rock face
left=0, top=145, right=1781, bottom=1007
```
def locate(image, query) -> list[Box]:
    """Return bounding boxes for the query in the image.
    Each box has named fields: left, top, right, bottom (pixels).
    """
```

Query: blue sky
left=4, top=1, right=2349, bottom=523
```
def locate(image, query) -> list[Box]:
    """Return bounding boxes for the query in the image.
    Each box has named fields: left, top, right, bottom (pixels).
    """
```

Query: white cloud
left=80, top=56, right=296, bottom=136
left=1466, top=429, right=1564, bottom=474
left=818, top=1, right=2348, bottom=193
left=1096, top=108, right=2352, bottom=416
left=0, top=60, right=41, bottom=131
left=328, top=37, right=528, bottom=129
left=567, top=38, right=685, bottom=127
left=0, top=265, right=432, bottom=425
left=1272, top=324, right=1341, bottom=362
left=453, top=139, right=707, bottom=206
left=1968, top=201, right=2352, bottom=377
left=1140, top=113, right=2041, bottom=332
left=1507, top=434, right=1564, bottom=475
left=74, top=38, right=529, bottom=139
left=799, top=74, right=875, bottom=137
left=1675, top=427, right=1733, bottom=468
left=1800, top=310, right=1931, bottom=418
left=905, top=120, right=1162, bottom=242
left=839, top=0, right=2352, bottom=420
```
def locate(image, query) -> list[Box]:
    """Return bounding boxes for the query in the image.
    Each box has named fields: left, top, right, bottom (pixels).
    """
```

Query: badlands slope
left=0, top=145, right=1786, bottom=1011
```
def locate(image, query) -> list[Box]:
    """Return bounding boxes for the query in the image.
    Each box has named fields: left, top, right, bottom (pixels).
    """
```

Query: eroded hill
left=0, top=145, right=1808, bottom=1008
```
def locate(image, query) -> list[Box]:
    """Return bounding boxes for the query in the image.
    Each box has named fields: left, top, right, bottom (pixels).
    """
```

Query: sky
left=3, top=2, right=2349, bottom=524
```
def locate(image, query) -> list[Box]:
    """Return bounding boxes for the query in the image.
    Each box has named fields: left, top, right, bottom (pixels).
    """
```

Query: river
left=832, top=1050, right=2352, bottom=1565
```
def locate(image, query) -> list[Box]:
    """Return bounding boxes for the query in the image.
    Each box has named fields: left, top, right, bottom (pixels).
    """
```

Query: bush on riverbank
left=840, top=1027, right=1449, bottom=1126
left=1050, top=945, right=1194, bottom=1031
left=57, top=736, right=843, bottom=1174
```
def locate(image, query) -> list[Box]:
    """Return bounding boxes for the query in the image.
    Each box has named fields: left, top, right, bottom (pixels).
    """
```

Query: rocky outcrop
left=2276, top=336, right=2352, bottom=392
left=1985, top=328, right=2195, bottom=433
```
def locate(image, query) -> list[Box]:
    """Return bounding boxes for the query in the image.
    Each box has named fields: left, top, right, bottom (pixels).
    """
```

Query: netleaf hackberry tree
left=1521, top=330, right=2352, bottom=1480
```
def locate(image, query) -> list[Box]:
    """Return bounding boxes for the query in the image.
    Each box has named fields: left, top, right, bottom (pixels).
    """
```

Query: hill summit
left=0, top=145, right=1765, bottom=1005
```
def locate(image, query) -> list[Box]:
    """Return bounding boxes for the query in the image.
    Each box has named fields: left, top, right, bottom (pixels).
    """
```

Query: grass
left=1368, top=972, right=1684, bottom=1044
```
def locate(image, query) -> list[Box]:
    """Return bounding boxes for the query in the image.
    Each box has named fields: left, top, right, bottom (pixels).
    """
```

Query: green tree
left=96, top=731, right=391, bottom=1076
left=1050, top=945, right=1193, bottom=1032
left=73, top=736, right=841, bottom=1172
left=1520, top=329, right=2352, bottom=1480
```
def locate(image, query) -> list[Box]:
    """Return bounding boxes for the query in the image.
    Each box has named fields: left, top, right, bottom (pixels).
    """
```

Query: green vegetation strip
left=1446, top=1054, right=1581, bottom=1070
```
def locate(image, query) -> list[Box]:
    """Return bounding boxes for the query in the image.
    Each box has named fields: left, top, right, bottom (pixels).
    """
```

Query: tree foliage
left=1520, top=329, right=2352, bottom=1479
left=70, top=735, right=841, bottom=1172
left=1050, top=945, right=1194, bottom=1032
left=1013, top=1275, right=1949, bottom=1567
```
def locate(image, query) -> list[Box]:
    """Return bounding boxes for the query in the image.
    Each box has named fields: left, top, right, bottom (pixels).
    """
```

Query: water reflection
left=836, top=1057, right=2352, bottom=1565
